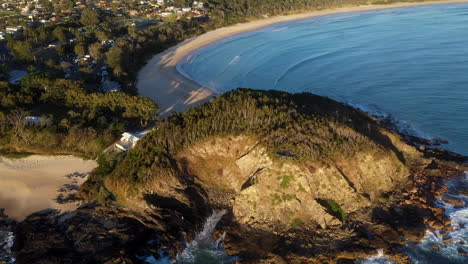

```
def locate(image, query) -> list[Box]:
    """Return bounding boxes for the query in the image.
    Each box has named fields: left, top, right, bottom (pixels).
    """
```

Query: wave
left=356, top=249, right=395, bottom=264
left=273, top=50, right=344, bottom=87
left=0, top=230, right=15, bottom=264
left=140, top=210, right=238, bottom=264
left=404, top=173, right=468, bottom=264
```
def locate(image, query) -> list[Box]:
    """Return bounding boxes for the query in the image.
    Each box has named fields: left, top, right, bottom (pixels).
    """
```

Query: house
left=122, top=132, right=141, bottom=144
left=193, top=1, right=204, bottom=8
left=48, top=42, right=63, bottom=48
left=115, top=132, right=143, bottom=151
left=101, top=80, right=121, bottom=93
left=6, top=26, right=23, bottom=35
left=24, top=116, right=51, bottom=125
left=160, top=12, right=172, bottom=17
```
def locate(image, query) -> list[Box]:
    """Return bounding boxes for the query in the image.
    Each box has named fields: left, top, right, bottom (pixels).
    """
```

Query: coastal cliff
left=12, top=89, right=467, bottom=263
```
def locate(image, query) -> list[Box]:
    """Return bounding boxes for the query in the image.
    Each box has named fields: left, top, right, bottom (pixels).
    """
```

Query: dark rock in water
left=422, top=148, right=468, bottom=163
left=441, top=194, right=465, bottom=208
left=0, top=208, right=16, bottom=231
left=457, top=248, right=468, bottom=257
left=432, top=138, right=449, bottom=145
left=12, top=205, right=155, bottom=264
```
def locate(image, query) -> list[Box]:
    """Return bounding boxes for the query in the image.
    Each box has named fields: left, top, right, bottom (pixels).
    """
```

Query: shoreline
left=0, top=155, right=97, bottom=220
left=137, top=0, right=468, bottom=115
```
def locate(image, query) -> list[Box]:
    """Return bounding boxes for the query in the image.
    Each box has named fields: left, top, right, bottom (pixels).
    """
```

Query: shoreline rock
left=8, top=90, right=468, bottom=264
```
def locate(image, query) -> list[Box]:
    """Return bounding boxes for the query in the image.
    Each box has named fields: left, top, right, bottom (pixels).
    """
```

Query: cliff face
left=12, top=89, right=467, bottom=264
left=83, top=89, right=443, bottom=262
left=100, top=89, right=426, bottom=233
left=178, top=134, right=410, bottom=230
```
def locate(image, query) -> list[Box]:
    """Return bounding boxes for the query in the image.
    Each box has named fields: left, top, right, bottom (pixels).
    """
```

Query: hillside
left=12, top=89, right=465, bottom=264
left=75, top=89, right=459, bottom=262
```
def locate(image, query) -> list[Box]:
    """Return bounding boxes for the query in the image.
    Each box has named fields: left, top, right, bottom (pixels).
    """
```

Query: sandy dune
left=137, top=0, right=468, bottom=115
left=0, top=155, right=97, bottom=220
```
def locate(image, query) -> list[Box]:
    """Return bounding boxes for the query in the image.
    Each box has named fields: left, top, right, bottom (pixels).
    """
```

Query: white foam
left=357, top=249, right=395, bottom=264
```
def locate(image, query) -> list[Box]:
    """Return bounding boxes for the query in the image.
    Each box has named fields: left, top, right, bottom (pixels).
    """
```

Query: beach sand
left=137, top=0, right=468, bottom=115
left=0, top=155, right=97, bottom=220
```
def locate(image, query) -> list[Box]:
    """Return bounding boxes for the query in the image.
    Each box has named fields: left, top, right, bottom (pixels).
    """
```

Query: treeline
left=106, top=89, right=399, bottom=187
left=206, top=0, right=366, bottom=21
left=0, top=75, right=158, bottom=157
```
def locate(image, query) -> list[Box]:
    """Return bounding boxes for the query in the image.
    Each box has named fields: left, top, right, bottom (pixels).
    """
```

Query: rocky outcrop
left=175, top=135, right=410, bottom=231
left=10, top=90, right=468, bottom=263
left=12, top=206, right=156, bottom=264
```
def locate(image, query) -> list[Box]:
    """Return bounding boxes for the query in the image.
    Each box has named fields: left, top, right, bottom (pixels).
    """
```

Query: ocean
left=177, top=3, right=468, bottom=263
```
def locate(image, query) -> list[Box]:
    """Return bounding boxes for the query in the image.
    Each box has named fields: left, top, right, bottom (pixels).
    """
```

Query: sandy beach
left=0, top=155, right=97, bottom=220
left=137, top=0, right=468, bottom=115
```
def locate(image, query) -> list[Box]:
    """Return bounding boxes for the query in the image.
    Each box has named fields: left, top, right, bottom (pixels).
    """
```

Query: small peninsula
left=12, top=89, right=468, bottom=263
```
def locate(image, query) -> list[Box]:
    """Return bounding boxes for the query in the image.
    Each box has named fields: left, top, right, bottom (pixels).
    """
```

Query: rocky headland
left=8, top=89, right=468, bottom=264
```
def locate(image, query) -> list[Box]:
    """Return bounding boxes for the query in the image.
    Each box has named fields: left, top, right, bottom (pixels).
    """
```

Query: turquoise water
left=178, top=3, right=468, bottom=156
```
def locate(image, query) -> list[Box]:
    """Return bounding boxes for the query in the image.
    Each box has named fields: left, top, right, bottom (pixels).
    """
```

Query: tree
left=89, top=42, right=103, bottom=60
left=80, top=8, right=100, bottom=27
left=74, top=41, right=88, bottom=56
left=7, top=39, right=35, bottom=63
left=95, top=30, right=111, bottom=41
left=55, top=44, right=68, bottom=57
left=106, top=46, right=124, bottom=75
left=7, top=108, right=32, bottom=144
left=53, top=26, right=68, bottom=42
left=173, top=0, right=187, bottom=8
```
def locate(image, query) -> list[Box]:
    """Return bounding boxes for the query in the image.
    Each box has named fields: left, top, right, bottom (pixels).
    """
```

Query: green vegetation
left=80, top=152, right=122, bottom=202
left=280, top=175, right=294, bottom=189
left=271, top=192, right=296, bottom=206
left=290, top=217, right=305, bottom=228
left=95, top=89, right=404, bottom=200
left=0, top=0, right=428, bottom=158
left=318, top=199, right=348, bottom=222
left=282, top=193, right=296, bottom=201
left=271, top=194, right=282, bottom=206
left=0, top=75, right=158, bottom=157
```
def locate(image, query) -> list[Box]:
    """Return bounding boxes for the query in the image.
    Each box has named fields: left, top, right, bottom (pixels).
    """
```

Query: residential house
left=101, top=80, right=122, bottom=93
left=115, top=132, right=143, bottom=151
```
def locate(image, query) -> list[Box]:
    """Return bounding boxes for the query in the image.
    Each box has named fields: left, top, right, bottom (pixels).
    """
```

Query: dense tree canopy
left=0, top=74, right=158, bottom=157
left=109, top=89, right=397, bottom=184
left=80, top=8, right=100, bottom=27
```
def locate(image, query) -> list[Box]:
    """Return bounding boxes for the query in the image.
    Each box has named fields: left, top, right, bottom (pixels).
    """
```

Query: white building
left=24, top=116, right=51, bottom=125
left=115, top=132, right=143, bottom=151
left=160, top=12, right=173, bottom=17
left=6, top=26, right=23, bottom=35
left=101, top=80, right=121, bottom=93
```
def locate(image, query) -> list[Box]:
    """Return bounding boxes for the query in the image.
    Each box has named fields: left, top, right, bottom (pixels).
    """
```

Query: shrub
left=318, top=199, right=347, bottom=222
